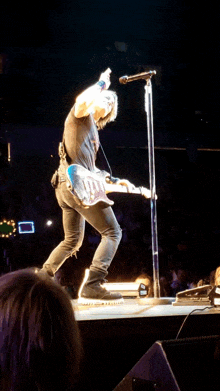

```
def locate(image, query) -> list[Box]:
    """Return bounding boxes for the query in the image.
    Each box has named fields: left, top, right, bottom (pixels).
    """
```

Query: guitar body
left=66, top=164, right=114, bottom=208
left=66, top=164, right=151, bottom=208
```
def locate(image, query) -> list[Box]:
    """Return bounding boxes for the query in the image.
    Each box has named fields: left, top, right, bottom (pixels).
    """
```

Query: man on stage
left=42, top=68, right=136, bottom=304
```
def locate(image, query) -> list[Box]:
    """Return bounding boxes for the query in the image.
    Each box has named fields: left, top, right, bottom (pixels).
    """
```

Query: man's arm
left=114, top=178, right=136, bottom=193
left=74, top=68, right=111, bottom=118
left=104, top=173, right=135, bottom=193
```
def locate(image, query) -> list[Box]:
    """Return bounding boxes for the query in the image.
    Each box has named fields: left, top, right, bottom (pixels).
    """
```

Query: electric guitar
left=66, top=164, right=151, bottom=208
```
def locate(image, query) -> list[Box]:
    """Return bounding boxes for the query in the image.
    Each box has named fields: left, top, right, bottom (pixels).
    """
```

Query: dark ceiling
left=1, top=1, right=220, bottom=137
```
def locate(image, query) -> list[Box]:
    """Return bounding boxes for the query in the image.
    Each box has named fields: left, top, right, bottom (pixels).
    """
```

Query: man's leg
left=43, top=182, right=123, bottom=303
left=42, top=184, right=85, bottom=276
left=75, top=202, right=123, bottom=304
left=75, top=201, right=122, bottom=273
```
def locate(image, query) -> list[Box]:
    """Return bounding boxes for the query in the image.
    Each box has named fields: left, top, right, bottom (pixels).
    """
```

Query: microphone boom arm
left=119, top=70, right=156, bottom=84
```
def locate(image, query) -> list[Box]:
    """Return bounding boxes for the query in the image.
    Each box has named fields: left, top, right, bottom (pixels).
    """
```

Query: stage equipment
left=172, top=285, right=213, bottom=306
left=209, top=285, right=220, bottom=306
left=173, top=284, right=220, bottom=307
left=119, top=70, right=171, bottom=304
left=103, top=282, right=148, bottom=298
left=18, top=221, right=35, bottom=234
left=114, top=335, right=220, bottom=391
left=119, top=70, right=156, bottom=84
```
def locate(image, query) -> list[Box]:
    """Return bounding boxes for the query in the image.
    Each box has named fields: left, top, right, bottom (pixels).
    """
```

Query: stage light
left=0, top=219, right=16, bottom=238
left=103, top=282, right=148, bottom=298
left=18, top=221, right=35, bottom=234
left=46, top=220, right=53, bottom=226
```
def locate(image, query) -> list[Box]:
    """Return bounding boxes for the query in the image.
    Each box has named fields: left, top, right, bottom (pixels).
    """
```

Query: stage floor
left=71, top=298, right=220, bottom=390
left=72, top=297, right=220, bottom=322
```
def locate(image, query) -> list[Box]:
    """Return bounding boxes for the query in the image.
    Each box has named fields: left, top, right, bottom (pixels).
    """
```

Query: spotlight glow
left=46, top=220, right=53, bottom=226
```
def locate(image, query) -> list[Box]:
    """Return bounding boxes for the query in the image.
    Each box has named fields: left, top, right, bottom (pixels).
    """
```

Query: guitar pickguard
left=66, top=164, right=114, bottom=207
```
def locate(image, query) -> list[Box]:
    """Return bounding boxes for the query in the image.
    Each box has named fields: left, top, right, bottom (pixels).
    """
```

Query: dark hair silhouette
left=0, top=268, right=82, bottom=391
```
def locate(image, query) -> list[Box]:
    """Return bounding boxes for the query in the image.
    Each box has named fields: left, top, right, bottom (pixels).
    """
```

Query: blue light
left=18, top=221, right=35, bottom=234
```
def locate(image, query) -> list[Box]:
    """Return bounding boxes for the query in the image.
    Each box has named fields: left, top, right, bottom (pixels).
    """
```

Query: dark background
left=0, top=0, right=220, bottom=283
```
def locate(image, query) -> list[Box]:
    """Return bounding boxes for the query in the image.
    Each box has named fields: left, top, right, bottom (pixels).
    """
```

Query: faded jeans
left=43, top=181, right=122, bottom=276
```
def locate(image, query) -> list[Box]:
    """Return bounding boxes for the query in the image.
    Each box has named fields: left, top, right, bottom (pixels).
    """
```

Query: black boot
left=78, top=269, right=124, bottom=305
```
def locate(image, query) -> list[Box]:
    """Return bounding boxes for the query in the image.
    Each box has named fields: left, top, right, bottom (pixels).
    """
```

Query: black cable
left=99, top=142, right=113, bottom=178
left=175, top=306, right=214, bottom=339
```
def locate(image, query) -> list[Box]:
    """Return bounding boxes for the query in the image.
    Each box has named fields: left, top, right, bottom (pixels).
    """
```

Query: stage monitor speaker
left=114, top=335, right=220, bottom=391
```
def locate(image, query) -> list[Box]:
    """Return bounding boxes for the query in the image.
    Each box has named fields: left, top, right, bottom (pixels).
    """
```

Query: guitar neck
left=105, top=183, right=142, bottom=195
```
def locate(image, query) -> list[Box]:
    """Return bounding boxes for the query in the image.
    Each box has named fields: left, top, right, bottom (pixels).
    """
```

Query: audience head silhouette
left=0, top=268, right=82, bottom=391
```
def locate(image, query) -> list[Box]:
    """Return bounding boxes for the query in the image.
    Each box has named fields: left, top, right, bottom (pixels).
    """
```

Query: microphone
left=119, top=70, right=156, bottom=84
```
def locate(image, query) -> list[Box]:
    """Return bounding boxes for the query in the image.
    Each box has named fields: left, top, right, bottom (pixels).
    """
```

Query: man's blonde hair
left=96, top=91, right=118, bottom=130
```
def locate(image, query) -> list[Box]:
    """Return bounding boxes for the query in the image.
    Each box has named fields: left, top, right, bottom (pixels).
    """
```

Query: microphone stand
left=144, top=75, right=171, bottom=304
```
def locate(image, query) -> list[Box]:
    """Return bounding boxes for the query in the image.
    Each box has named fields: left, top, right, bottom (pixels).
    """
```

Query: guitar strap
left=58, top=132, right=67, bottom=161
left=51, top=137, right=68, bottom=188
left=98, top=142, right=119, bottom=184
left=58, top=136, right=69, bottom=177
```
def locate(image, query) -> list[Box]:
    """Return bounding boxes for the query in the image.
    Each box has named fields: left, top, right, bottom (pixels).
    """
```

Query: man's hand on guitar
left=115, top=179, right=136, bottom=193
left=107, top=174, right=157, bottom=199
left=140, top=187, right=158, bottom=200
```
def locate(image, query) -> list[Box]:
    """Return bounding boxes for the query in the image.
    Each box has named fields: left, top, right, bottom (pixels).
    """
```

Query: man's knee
left=62, top=235, right=83, bottom=253
left=104, top=225, right=122, bottom=243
